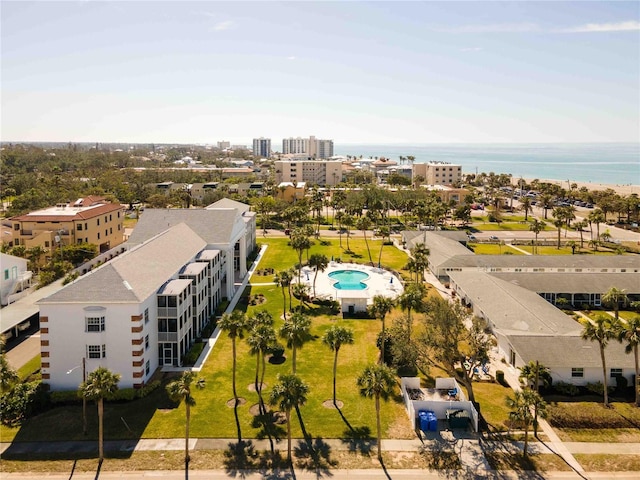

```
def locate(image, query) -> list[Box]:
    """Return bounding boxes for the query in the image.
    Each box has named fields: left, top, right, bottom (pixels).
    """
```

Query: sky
left=1, top=1, right=639, bottom=145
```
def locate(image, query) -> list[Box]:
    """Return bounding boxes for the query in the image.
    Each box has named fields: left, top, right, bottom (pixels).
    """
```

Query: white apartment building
left=39, top=206, right=256, bottom=390
left=1, top=252, right=32, bottom=306
left=252, top=138, right=271, bottom=158
left=282, top=136, right=334, bottom=159
left=413, top=162, right=462, bottom=185
left=274, top=159, right=342, bottom=186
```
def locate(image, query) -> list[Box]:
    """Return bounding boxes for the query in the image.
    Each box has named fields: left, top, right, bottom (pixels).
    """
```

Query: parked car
left=468, top=234, right=477, bottom=241
left=489, top=235, right=499, bottom=241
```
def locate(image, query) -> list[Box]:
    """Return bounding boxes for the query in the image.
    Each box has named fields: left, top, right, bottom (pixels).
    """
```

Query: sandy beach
left=511, top=178, right=639, bottom=197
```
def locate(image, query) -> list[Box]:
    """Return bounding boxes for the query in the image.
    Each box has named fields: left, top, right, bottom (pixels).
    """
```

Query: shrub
left=268, top=344, right=285, bottom=360
left=0, top=381, right=49, bottom=427
left=554, top=381, right=580, bottom=397
left=50, top=390, right=82, bottom=404
left=110, top=388, right=137, bottom=402
left=585, top=381, right=614, bottom=396
left=182, top=341, right=206, bottom=366
left=614, top=375, right=628, bottom=391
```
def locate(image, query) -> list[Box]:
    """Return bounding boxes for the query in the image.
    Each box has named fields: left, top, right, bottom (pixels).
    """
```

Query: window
left=610, top=368, right=623, bottom=378
left=145, top=360, right=150, bottom=375
left=45, top=241, right=50, bottom=248
left=144, top=308, right=149, bottom=324
left=3, top=269, right=8, bottom=280
left=571, top=368, right=584, bottom=378
left=97, top=218, right=100, bottom=226
left=14, top=224, right=20, bottom=231
left=77, top=224, right=83, bottom=231
left=97, top=232, right=100, bottom=240
left=86, top=316, right=105, bottom=332
left=145, top=334, right=149, bottom=350
left=87, top=344, right=106, bottom=358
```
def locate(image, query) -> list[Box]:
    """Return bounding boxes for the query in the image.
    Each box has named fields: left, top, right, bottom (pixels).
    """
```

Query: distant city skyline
left=2, top=1, right=639, bottom=144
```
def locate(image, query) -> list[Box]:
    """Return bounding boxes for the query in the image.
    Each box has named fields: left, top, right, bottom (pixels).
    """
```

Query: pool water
left=328, top=270, right=370, bottom=290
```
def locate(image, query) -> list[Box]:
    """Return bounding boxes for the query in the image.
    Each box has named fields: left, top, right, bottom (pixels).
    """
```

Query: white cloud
left=435, top=23, right=540, bottom=34
left=286, top=56, right=296, bottom=60
left=212, top=20, right=234, bottom=31
left=557, top=20, right=640, bottom=33
left=460, top=47, right=483, bottom=52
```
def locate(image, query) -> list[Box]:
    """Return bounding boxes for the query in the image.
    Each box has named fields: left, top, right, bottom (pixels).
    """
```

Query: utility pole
left=82, top=357, right=87, bottom=435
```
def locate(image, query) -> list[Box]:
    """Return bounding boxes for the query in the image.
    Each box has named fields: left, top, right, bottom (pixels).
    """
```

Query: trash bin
left=418, top=410, right=437, bottom=432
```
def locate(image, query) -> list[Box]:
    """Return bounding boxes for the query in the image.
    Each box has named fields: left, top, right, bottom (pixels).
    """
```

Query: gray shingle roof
left=448, top=270, right=582, bottom=336
left=40, top=224, right=207, bottom=303
left=440, top=253, right=640, bottom=271
left=491, top=272, right=640, bottom=295
left=127, top=209, right=240, bottom=246
left=206, top=198, right=250, bottom=213
left=508, top=335, right=635, bottom=368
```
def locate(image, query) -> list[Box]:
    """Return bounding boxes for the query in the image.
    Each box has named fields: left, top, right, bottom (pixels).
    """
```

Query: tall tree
left=289, top=229, right=311, bottom=283
left=398, top=282, right=426, bottom=341
left=529, top=219, right=545, bottom=255
left=409, top=243, right=430, bottom=283
left=322, top=325, right=355, bottom=404
left=616, top=316, right=640, bottom=407
left=218, top=311, right=247, bottom=407
left=274, top=269, right=293, bottom=317
left=342, top=214, right=354, bottom=252
left=356, top=216, right=373, bottom=264
left=308, top=253, right=329, bottom=298
left=357, top=364, right=396, bottom=461
left=417, top=298, right=494, bottom=404
left=247, top=324, right=277, bottom=414
left=80, top=367, right=120, bottom=462
left=269, top=374, right=309, bottom=463
left=376, top=226, right=391, bottom=267
left=279, top=312, right=312, bottom=374
left=506, top=389, right=547, bottom=458
left=581, top=315, right=616, bottom=407
left=166, top=371, right=205, bottom=463
left=602, top=287, right=628, bottom=320
left=370, top=295, right=396, bottom=364
left=0, top=354, right=18, bottom=394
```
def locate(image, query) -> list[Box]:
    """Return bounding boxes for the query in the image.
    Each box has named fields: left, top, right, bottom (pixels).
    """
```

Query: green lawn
left=1, top=236, right=414, bottom=444
left=468, top=244, right=524, bottom=255
left=472, top=381, right=514, bottom=432
left=618, top=310, right=640, bottom=321
left=17, top=354, right=41, bottom=381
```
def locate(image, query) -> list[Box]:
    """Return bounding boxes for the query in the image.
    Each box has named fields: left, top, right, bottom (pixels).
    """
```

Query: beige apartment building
left=9, top=196, right=125, bottom=254
left=413, top=162, right=462, bottom=185
left=274, top=159, right=342, bottom=186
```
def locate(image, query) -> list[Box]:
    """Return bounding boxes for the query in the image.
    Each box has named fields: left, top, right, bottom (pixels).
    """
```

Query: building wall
left=274, top=160, right=342, bottom=186
left=413, top=163, right=462, bottom=185
left=0, top=254, right=29, bottom=306
left=12, top=206, right=125, bottom=253
left=252, top=138, right=271, bottom=158
left=40, top=300, right=159, bottom=390
left=282, top=137, right=309, bottom=155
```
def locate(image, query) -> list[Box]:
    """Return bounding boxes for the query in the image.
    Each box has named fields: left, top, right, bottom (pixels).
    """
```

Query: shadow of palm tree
left=340, top=425, right=373, bottom=454
left=223, top=440, right=259, bottom=478
left=251, top=411, right=286, bottom=454
left=254, top=451, right=296, bottom=480
left=293, top=437, right=337, bottom=477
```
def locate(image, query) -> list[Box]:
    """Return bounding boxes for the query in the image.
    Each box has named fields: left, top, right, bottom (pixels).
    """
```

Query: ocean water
left=334, top=143, right=640, bottom=186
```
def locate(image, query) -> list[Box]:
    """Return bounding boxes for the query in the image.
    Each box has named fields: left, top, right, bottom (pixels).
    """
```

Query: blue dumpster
left=418, top=410, right=437, bottom=432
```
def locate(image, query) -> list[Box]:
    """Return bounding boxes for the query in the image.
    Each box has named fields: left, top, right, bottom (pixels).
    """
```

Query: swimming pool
left=328, top=270, right=370, bottom=290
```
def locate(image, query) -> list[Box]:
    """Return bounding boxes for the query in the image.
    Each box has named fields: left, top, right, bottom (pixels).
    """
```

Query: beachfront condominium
left=252, top=138, right=271, bottom=158
left=282, top=135, right=334, bottom=159
left=274, top=159, right=342, bottom=186
left=413, top=162, right=462, bottom=186
left=38, top=204, right=257, bottom=390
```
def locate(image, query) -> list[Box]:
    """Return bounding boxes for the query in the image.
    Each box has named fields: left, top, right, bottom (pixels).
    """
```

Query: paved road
left=5, top=332, right=40, bottom=370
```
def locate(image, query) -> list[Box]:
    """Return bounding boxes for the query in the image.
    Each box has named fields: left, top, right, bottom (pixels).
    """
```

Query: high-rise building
left=282, top=136, right=334, bottom=159
left=274, top=159, right=342, bottom=186
left=252, top=138, right=271, bottom=158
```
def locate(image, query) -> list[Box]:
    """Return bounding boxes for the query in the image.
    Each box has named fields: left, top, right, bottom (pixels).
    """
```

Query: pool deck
left=297, top=262, right=404, bottom=302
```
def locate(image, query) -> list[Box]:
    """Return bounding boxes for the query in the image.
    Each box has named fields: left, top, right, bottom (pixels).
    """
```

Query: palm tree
left=519, top=361, right=552, bottom=392
left=274, top=269, right=293, bottom=317
left=357, top=364, right=396, bottom=461
left=616, top=316, right=640, bottom=407
left=322, top=325, right=355, bottom=404
left=410, top=243, right=429, bottom=283
left=529, top=219, right=545, bottom=255
left=506, top=389, right=547, bottom=458
left=269, top=373, right=309, bottom=463
left=602, top=286, right=628, bottom=320
left=308, top=253, right=329, bottom=298
left=80, top=367, right=120, bottom=461
left=356, top=216, right=373, bottom=264
left=589, top=209, right=605, bottom=240
left=247, top=324, right=277, bottom=414
left=218, top=311, right=247, bottom=407
left=398, top=282, right=426, bottom=341
left=370, top=295, right=395, bottom=364
left=575, top=219, right=588, bottom=249
left=342, top=214, right=354, bottom=252
left=581, top=315, right=616, bottom=407
left=166, top=371, right=205, bottom=463
left=290, top=230, right=311, bottom=282
left=279, top=312, right=311, bottom=374
left=376, top=226, right=391, bottom=267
